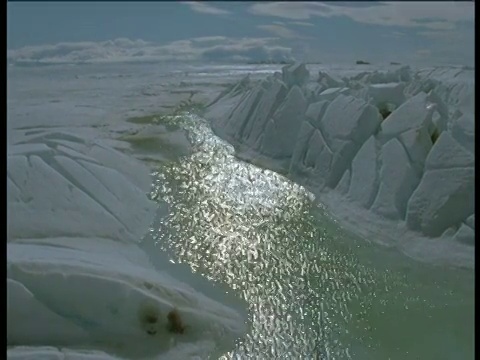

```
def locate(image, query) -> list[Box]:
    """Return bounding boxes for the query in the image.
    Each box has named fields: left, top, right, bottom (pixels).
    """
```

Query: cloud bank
left=183, top=1, right=231, bottom=15
left=247, top=1, right=474, bottom=66
left=248, top=1, right=474, bottom=29
left=7, top=37, right=294, bottom=65
left=257, top=24, right=301, bottom=39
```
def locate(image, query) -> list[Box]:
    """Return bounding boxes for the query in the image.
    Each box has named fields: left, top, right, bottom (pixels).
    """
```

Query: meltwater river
left=139, top=113, right=473, bottom=360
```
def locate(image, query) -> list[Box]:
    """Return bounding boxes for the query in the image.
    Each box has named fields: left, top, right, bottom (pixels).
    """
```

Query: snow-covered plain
left=7, top=61, right=475, bottom=359
left=205, top=63, right=475, bottom=268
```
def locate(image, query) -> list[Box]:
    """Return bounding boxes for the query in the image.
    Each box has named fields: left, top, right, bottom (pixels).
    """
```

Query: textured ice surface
left=261, top=85, right=307, bottom=158
left=7, top=124, right=246, bottom=358
left=452, top=224, right=475, bottom=246
left=466, top=214, right=475, bottom=229
left=370, top=138, right=420, bottom=220
left=367, top=82, right=406, bottom=107
left=317, top=87, right=351, bottom=101
left=347, top=136, right=379, bottom=208
left=406, top=167, right=474, bottom=237
left=451, top=113, right=475, bottom=154
left=7, top=346, right=122, bottom=360
left=206, top=63, right=475, bottom=267
left=281, top=63, right=309, bottom=88
left=380, top=92, right=434, bottom=139
left=7, top=131, right=154, bottom=243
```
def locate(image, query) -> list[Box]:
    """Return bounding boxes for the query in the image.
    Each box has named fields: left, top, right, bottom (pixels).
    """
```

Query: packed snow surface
left=206, top=63, right=475, bottom=268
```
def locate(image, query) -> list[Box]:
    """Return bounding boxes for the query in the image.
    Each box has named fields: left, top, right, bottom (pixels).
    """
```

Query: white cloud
left=200, top=37, right=293, bottom=62
left=7, top=37, right=294, bottom=65
left=183, top=2, right=230, bottom=15
left=257, top=24, right=300, bottom=39
left=249, top=2, right=326, bottom=20
left=248, top=2, right=474, bottom=29
left=290, top=21, right=315, bottom=27
left=191, top=36, right=228, bottom=43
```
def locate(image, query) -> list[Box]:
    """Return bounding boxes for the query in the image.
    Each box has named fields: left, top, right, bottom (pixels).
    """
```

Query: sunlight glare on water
left=146, top=113, right=474, bottom=360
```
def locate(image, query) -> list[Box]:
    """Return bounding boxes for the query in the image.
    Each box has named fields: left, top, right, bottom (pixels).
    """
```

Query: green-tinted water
left=145, top=114, right=474, bottom=360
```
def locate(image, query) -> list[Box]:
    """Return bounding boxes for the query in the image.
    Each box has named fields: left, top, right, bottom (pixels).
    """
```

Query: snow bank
left=205, top=63, right=474, bottom=267
left=7, top=129, right=246, bottom=358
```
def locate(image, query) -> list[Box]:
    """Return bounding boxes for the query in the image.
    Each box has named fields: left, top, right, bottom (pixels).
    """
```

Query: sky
left=7, top=1, right=475, bottom=66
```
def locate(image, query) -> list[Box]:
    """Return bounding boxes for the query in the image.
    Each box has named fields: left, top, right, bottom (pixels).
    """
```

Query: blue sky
left=7, top=1, right=475, bottom=65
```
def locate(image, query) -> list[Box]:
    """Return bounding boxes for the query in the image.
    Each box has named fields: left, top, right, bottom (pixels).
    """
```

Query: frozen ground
left=7, top=62, right=475, bottom=359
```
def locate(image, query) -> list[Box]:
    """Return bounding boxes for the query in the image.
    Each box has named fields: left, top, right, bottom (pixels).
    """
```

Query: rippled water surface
left=144, top=113, right=474, bottom=360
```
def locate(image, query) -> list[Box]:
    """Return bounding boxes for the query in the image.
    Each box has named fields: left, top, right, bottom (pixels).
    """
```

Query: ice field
left=7, top=62, right=474, bottom=359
